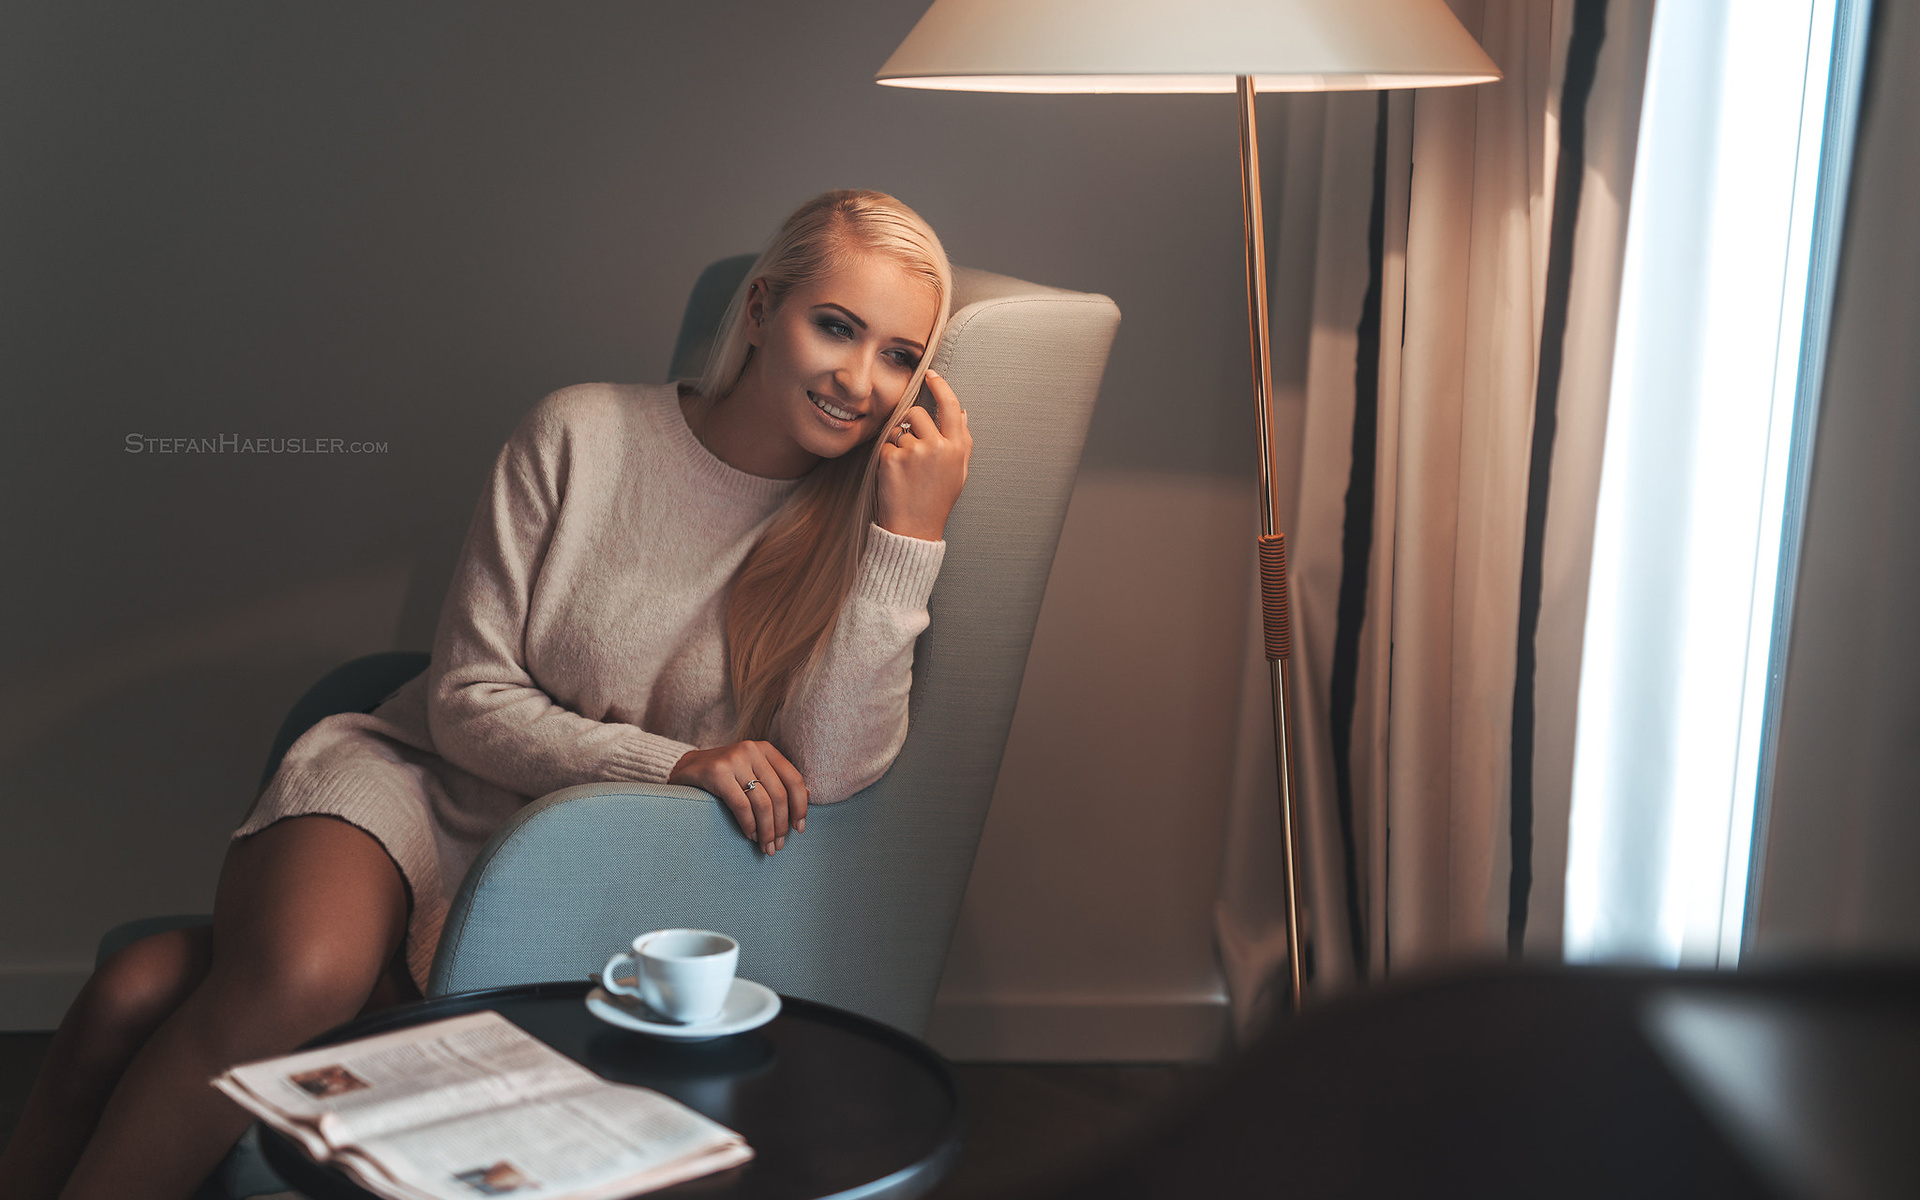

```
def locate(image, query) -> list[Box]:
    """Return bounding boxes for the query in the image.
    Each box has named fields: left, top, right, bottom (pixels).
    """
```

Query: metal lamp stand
left=1236, top=76, right=1305, bottom=1015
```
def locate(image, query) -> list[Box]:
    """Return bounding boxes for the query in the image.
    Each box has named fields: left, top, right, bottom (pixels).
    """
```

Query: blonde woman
left=3, top=189, right=970, bottom=1200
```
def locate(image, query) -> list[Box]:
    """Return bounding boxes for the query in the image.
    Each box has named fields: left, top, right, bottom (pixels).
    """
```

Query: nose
left=834, top=349, right=873, bottom=403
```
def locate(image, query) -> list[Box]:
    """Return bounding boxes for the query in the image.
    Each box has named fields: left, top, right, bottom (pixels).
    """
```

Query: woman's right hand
left=669, top=741, right=809, bottom=856
left=875, top=369, right=971, bottom=542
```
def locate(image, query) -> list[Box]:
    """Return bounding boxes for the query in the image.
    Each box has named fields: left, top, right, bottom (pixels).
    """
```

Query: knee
left=210, top=930, right=391, bottom=1040
left=68, top=927, right=212, bottom=1059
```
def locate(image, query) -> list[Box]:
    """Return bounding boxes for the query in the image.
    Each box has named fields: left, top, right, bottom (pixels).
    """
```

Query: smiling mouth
left=808, top=392, right=860, bottom=423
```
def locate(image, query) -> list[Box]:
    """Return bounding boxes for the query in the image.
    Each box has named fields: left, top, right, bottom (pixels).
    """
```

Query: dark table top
left=259, top=980, right=964, bottom=1200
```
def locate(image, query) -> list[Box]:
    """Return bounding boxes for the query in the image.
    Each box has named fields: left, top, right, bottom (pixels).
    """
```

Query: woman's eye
left=818, top=319, right=853, bottom=339
left=886, top=349, right=921, bottom=370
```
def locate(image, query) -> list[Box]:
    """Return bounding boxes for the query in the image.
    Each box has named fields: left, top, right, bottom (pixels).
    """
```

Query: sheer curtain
left=1216, top=0, right=1655, bottom=1030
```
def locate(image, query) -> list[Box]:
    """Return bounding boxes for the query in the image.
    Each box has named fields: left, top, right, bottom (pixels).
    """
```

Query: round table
left=259, top=979, right=964, bottom=1200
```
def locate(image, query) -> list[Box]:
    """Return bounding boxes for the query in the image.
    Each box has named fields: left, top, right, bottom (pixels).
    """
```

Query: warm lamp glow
left=875, top=0, right=1502, bottom=93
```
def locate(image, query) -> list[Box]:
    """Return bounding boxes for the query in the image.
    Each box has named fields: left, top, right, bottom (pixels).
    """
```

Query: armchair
left=429, top=259, right=1118, bottom=1031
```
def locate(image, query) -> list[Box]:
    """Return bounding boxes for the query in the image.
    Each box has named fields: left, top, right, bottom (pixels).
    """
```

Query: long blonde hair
left=690, top=189, right=953, bottom=741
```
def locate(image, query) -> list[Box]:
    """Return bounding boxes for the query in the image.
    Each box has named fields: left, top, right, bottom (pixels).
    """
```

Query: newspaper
left=212, top=1010, right=752, bottom=1200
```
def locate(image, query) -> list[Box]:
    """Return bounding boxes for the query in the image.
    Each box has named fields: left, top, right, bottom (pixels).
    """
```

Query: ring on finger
left=743, top=780, right=761, bottom=792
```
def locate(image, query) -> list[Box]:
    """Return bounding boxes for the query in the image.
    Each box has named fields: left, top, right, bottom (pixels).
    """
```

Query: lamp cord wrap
left=1258, top=533, right=1291, bottom=662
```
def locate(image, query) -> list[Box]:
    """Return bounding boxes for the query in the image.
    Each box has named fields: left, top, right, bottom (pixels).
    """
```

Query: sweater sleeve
left=776, top=524, right=945, bottom=804
left=424, top=393, right=697, bottom=798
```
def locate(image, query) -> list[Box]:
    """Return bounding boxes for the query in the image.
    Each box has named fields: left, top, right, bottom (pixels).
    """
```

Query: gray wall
left=1752, top=3, right=1920, bottom=961
left=0, top=1, right=1293, bottom=1052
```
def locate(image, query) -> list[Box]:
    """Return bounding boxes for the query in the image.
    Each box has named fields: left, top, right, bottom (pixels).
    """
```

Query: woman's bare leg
left=0, top=927, right=213, bottom=1200
left=56, top=816, right=411, bottom=1200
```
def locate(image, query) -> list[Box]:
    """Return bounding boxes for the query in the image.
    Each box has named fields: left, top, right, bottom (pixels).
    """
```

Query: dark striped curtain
left=1215, top=0, right=1657, bottom=1031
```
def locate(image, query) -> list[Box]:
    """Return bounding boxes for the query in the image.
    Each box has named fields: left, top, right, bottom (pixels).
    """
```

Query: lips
left=808, top=391, right=860, bottom=423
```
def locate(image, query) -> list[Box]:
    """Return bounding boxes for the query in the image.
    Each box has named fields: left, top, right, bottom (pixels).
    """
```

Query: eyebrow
left=815, top=303, right=926, bottom=353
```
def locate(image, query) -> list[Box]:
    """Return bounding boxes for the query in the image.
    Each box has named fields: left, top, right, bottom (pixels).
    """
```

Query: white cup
left=601, top=929, right=739, bottom=1024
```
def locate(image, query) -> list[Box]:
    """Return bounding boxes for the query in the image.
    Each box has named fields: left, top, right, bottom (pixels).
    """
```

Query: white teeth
left=810, top=392, right=858, bottom=422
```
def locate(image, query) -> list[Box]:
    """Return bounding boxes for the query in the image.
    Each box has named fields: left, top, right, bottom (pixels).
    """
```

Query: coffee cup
left=601, top=929, right=739, bottom=1024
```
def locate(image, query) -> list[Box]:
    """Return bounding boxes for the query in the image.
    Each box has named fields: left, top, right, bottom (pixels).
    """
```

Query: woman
left=1, top=188, right=971, bottom=1200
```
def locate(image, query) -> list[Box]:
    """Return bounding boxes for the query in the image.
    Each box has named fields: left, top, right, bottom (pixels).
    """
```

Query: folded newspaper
left=212, top=1010, right=753, bottom=1200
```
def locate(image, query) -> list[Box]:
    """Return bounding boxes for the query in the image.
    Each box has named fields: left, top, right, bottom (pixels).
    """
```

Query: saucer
left=585, top=978, right=781, bottom=1041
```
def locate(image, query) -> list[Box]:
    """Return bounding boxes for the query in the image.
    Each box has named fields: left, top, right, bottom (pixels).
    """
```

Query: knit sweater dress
left=233, top=381, right=945, bottom=990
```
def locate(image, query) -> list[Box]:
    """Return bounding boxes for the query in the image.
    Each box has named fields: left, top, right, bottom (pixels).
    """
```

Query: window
left=1565, top=0, right=1872, bottom=966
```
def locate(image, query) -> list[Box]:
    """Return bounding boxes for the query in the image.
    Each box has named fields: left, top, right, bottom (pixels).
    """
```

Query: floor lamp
left=878, top=0, right=1499, bottom=1012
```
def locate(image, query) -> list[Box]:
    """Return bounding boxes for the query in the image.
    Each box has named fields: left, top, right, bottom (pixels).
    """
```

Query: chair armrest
left=427, top=783, right=729, bottom=998
left=424, top=781, right=956, bottom=1035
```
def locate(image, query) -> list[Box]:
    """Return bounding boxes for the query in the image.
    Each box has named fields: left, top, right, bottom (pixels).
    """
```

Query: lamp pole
left=1235, top=76, right=1305, bottom=1014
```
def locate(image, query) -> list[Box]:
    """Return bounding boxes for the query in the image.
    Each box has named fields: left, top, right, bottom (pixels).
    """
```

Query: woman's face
left=741, top=250, right=939, bottom=472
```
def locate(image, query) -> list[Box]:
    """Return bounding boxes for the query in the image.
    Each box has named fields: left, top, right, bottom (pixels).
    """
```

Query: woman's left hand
left=875, top=369, right=972, bottom=542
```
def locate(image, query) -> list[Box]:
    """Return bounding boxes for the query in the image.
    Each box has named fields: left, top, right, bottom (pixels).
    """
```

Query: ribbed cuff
left=603, top=727, right=700, bottom=784
left=855, top=523, right=946, bottom=607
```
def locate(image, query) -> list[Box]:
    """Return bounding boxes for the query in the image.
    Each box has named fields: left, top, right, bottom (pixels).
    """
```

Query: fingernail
left=796, top=819, right=806, bottom=833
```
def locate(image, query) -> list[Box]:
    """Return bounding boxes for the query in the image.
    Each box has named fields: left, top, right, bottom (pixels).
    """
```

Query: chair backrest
left=428, top=260, right=1120, bottom=1034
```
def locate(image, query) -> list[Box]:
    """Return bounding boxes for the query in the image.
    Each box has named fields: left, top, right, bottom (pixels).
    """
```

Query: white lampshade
left=876, top=0, right=1501, bottom=93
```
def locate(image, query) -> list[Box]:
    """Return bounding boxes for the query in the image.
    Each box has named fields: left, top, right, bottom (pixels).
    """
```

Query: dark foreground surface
left=1038, top=962, right=1920, bottom=1200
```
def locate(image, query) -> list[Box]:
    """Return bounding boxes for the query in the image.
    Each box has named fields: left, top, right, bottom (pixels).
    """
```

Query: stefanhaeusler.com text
left=124, top=434, right=389, bottom=454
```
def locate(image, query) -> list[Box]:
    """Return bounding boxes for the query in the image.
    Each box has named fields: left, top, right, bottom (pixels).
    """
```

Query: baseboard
left=925, top=994, right=1229, bottom=1063
left=0, top=964, right=91, bottom=1031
